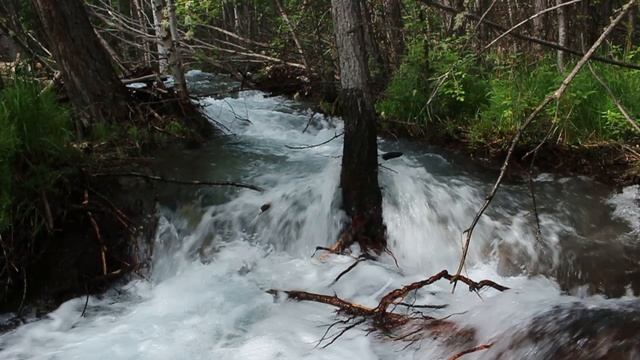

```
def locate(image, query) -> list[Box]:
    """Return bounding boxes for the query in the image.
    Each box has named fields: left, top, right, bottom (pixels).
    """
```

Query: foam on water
left=1, top=87, right=638, bottom=359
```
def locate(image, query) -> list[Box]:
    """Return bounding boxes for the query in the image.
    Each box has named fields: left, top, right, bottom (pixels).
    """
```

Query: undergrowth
left=0, top=74, right=73, bottom=234
left=378, top=38, right=640, bottom=147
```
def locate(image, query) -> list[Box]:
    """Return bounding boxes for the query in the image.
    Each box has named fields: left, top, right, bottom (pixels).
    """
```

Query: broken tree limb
left=271, top=269, right=507, bottom=340
left=448, top=343, right=493, bottom=360
left=91, top=172, right=264, bottom=192
left=452, top=0, right=638, bottom=286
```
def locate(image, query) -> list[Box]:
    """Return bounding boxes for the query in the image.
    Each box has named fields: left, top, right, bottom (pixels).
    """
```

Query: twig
left=302, top=112, right=318, bottom=133
left=81, top=286, right=90, bottom=318
left=587, top=62, right=640, bottom=133
left=84, top=191, right=108, bottom=276
left=285, top=132, right=343, bottom=149
left=91, top=172, right=264, bottom=192
left=452, top=0, right=638, bottom=287
left=330, top=255, right=373, bottom=285
left=448, top=343, right=493, bottom=360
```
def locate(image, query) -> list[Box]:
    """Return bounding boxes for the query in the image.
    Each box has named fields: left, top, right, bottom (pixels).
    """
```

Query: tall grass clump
left=0, top=76, right=72, bottom=233
left=472, top=54, right=640, bottom=145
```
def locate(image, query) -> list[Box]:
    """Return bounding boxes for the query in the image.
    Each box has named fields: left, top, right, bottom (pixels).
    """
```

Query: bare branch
left=452, top=0, right=638, bottom=285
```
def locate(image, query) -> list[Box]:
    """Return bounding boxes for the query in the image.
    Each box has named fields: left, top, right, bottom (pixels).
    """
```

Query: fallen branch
left=270, top=269, right=507, bottom=346
left=91, top=172, right=264, bottom=192
left=448, top=343, right=493, bottom=360
left=587, top=62, right=640, bottom=133
left=285, top=132, right=344, bottom=150
left=452, top=0, right=638, bottom=285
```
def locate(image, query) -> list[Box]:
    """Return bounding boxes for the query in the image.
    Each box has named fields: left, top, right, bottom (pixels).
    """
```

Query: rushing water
left=1, top=71, right=639, bottom=359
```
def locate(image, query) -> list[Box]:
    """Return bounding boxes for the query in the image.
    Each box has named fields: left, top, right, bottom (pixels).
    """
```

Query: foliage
left=378, top=37, right=640, bottom=146
left=0, top=75, right=72, bottom=232
left=377, top=37, right=489, bottom=134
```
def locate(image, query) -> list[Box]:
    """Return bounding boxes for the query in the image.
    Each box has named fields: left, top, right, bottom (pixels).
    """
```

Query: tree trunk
left=151, top=0, right=188, bottom=99
left=151, top=0, right=169, bottom=73
left=382, top=0, right=405, bottom=70
left=557, top=0, right=567, bottom=71
left=532, top=0, right=546, bottom=37
left=166, top=0, right=189, bottom=99
left=32, top=0, right=130, bottom=135
left=331, top=0, right=386, bottom=254
left=132, top=0, right=151, bottom=67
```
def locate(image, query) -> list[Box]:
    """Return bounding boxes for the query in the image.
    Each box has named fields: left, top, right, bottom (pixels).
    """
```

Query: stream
left=1, top=71, right=639, bottom=359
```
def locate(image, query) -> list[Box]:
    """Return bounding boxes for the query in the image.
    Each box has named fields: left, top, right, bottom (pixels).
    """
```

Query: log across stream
left=0, top=71, right=638, bottom=359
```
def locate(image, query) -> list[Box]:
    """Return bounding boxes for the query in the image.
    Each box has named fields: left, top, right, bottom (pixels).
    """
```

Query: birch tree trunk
left=33, top=0, right=130, bottom=135
left=331, top=0, right=386, bottom=254
left=166, top=0, right=188, bottom=98
left=151, top=0, right=168, bottom=73
left=151, top=0, right=188, bottom=99
left=557, top=0, right=567, bottom=71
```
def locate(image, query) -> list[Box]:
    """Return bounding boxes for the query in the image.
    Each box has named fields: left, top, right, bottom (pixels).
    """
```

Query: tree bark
left=151, top=0, right=188, bottom=99
left=166, top=0, right=189, bottom=99
left=556, top=0, right=567, bottom=71
left=532, top=0, right=546, bottom=52
left=331, top=0, right=386, bottom=254
left=32, top=0, right=130, bottom=135
left=382, top=0, right=405, bottom=70
left=151, top=0, right=169, bottom=73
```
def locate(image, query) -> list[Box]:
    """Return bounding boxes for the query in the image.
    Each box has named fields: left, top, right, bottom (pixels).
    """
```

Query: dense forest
left=0, top=0, right=639, bottom=359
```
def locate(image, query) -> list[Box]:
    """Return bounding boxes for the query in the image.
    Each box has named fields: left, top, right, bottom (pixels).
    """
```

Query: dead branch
left=285, top=132, right=344, bottom=149
left=452, top=0, right=638, bottom=284
left=83, top=190, right=108, bottom=276
left=376, top=270, right=508, bottom=316
left=448, top=343, right=493, bottom=360
left=271, top=269, right=507, bottom=348
left=91, top=172, right=264, bottom=192
left=483, top=0, right=584, bottom=51
left=587, top=62, right=640, bottom=133
left=331, top=254, right=373, bottom=285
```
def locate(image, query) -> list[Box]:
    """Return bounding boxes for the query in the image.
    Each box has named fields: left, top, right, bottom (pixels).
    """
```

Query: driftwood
left=271, top=269, right=507, bottom=353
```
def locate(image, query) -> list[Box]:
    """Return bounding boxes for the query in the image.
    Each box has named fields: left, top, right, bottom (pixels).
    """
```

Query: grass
left=377, top=39, right=640, bottom=148
left=0, top=75, right=73, bottom=232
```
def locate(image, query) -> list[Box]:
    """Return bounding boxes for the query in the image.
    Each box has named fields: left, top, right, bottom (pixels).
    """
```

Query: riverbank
left=0, top=72, right=217, bottom=326
left=380, top=124, right=640, bottom=187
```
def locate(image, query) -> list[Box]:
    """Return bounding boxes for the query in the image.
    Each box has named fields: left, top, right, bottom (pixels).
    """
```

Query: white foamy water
left=1, top=79, right=639, bottom=359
